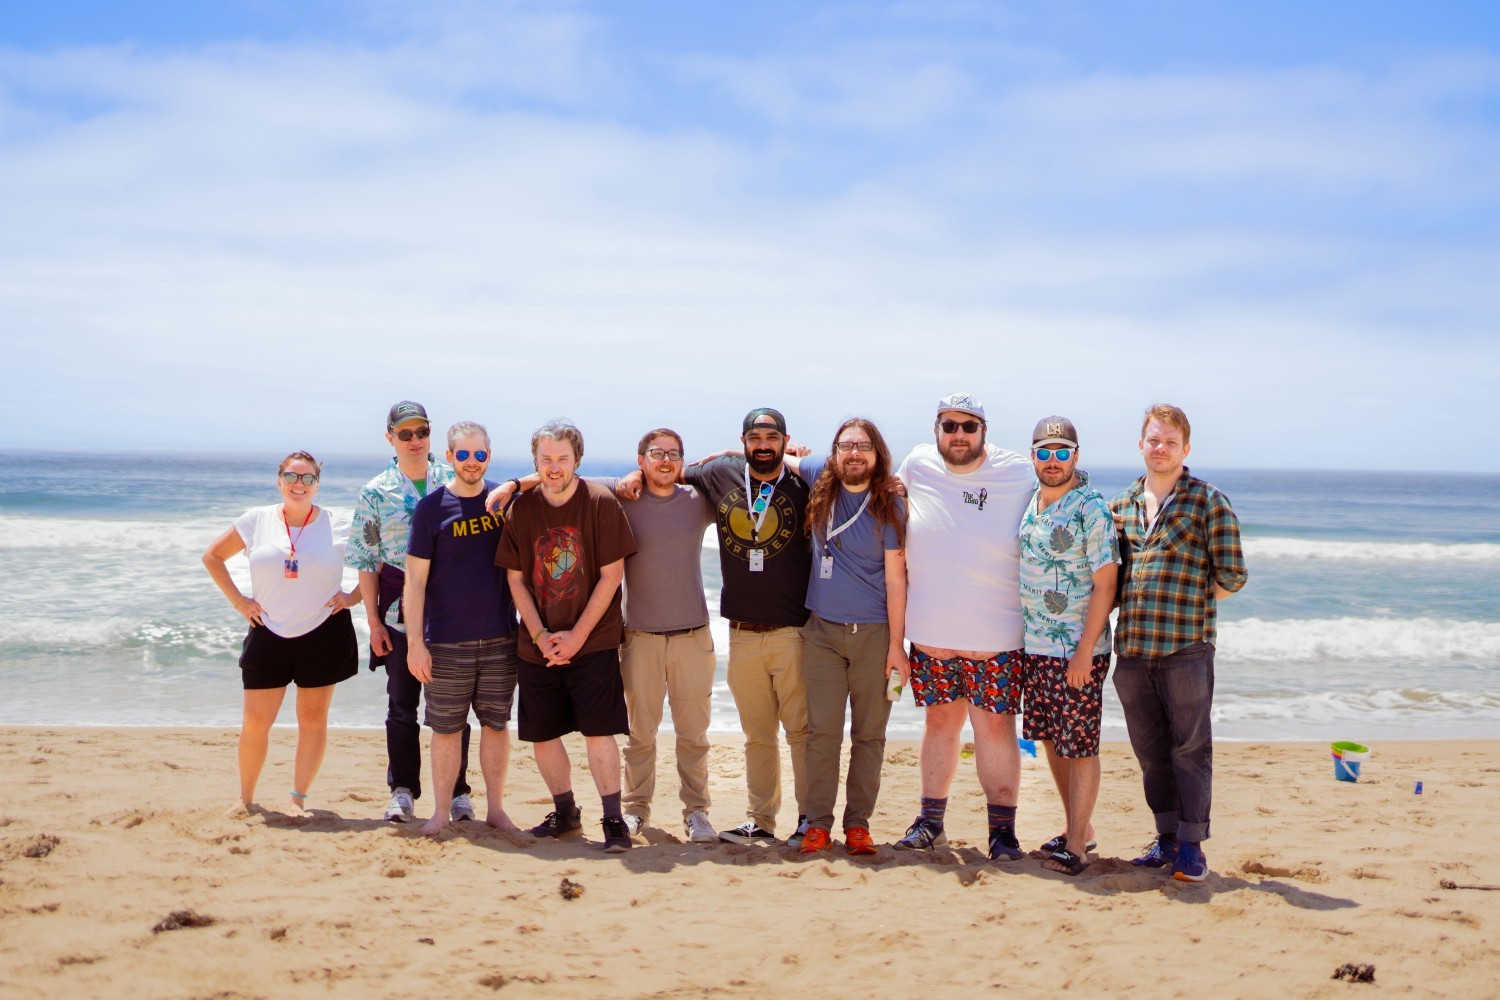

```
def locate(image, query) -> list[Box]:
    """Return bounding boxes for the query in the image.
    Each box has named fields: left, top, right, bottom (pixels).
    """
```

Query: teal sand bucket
left=1331, top=741, right=1370, bottom=782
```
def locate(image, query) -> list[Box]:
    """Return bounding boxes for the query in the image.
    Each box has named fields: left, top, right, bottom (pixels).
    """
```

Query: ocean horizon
left=3, top=449, right=1496, bottom=743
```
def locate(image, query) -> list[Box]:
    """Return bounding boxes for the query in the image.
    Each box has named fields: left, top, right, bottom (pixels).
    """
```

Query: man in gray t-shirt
left=616, top=428, right=719, bottom=844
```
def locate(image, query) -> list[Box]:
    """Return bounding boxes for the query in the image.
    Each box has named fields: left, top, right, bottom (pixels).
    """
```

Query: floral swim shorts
left=906, top=647, right=1023, bottom=715
left=1021, top=652, right=1111, bottom=758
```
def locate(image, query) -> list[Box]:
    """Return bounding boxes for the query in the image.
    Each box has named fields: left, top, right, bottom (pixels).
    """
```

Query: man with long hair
left=795, top=418, right=908, bottom=856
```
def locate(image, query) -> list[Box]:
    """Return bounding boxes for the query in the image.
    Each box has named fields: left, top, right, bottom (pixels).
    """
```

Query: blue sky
left=3, top=1, right=1498, bottom=470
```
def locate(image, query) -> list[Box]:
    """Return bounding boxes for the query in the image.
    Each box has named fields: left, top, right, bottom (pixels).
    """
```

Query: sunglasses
left=1034, top=447, right=1073, bottom=462
left=393, top=425, right=432, bottom=442
left=453, top=449, right=488, bottom=462
left=939, top=419, right=983, bottom=434
left=645, top=448, right=683, bottom=461
left=835, top=441, right=874, bottom=453
left=280, top=472, right=320, bottom=486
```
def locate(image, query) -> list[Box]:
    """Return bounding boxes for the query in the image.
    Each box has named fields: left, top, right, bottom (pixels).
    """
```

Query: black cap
left=742, top=407, right=787, bottom=434
left=1032, top=415, right=1079, bottom=449
left=387, top=400, right=429, bottom=430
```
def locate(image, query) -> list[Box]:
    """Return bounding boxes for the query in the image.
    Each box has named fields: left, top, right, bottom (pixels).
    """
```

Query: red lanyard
left=283, top=506, right=313, bottom=558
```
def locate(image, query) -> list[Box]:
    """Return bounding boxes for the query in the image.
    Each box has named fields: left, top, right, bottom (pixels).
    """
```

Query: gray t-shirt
left=801, top=456, right=904, bottom=624
left=596, top=478, right=714, bottom=632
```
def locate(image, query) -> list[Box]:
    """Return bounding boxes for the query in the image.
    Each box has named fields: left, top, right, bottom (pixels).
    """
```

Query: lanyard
left=743, top=464, right=786, bottom=543
left=283, top=506, right=312, bottom=558
left=824, top=492, right=871, bottom=549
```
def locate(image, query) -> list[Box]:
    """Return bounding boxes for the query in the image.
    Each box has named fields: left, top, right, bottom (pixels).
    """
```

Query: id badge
left=819, top=554, right=834, bottom=579
left=283, top=557, right=299, bottom=579
left=748, top=548, right=765, bottom=573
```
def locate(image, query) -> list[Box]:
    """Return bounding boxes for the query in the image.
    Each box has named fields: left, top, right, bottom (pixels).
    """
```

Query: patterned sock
left=601, top=791, right=622, bottom=821
left=553, top=790, right=577, bottom=816
left=987, top=803, right=1017, bottom=831
left=920, top=796, right=948, bottom=827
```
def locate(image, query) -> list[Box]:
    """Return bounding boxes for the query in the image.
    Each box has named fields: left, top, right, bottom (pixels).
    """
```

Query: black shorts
left=240, top=609, right=359, bottom=691
left=517, top=646, right=628, bottom=743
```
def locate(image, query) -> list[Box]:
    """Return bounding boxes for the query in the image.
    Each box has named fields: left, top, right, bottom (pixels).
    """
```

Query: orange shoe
left=798, top=826, right=832, bottom=853
left=844, top=826, right=877, bottom=856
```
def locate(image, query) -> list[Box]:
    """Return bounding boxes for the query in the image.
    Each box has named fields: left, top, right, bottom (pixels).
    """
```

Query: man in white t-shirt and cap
left=892, top=392, right=1036, bottom=860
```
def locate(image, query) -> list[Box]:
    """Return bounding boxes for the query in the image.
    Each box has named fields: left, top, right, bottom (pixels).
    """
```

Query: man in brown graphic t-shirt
left=495, top=419, right=637, bottom=853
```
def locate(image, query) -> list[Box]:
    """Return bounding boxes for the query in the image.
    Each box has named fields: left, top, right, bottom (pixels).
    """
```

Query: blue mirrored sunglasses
left=1033, top=447, right=1072, bottom=462
left=453, top=449, right=488, bottom=462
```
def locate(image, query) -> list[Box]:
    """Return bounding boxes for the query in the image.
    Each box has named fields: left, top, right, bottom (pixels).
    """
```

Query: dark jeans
left=1112, top=641, right=1215, bottom=843
left=385, top=628, right=471, bottom=799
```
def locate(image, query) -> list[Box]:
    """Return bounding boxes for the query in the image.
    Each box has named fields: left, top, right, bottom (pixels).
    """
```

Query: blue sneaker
left=1172, top=841, right=1207, bottom=882
left=1130, top=834, right=1179, bottom=868
left=987, top=825, right=1023, bottom=861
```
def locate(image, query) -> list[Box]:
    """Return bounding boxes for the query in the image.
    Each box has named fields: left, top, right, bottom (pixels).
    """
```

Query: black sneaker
left=987, top=825, right=1023, bottom=861
left=785, top=815, right=810, bottom=848
left=528, top=807, right=583, bottom=838
left=718, top=820, right=776, bottom=845
left=893, top=815, right=948, bottom=851
left=601, top=816, right=632, bottom=853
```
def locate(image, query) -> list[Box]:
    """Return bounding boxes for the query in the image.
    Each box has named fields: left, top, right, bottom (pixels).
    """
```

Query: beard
left=746, top=446, right=784, bottom=475
left=1036, top=465, right=1073, bottom=488
left=938, top=436, right=984, bottom=467
left=837, top=461, right=873, bottom=487
left=456, top=467, right=487, bottom=486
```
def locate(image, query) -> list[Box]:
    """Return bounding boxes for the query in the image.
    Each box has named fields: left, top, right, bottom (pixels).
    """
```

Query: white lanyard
left=824, top=492, right=871, bottom=548
left=743, top=464, right=786, bottom=543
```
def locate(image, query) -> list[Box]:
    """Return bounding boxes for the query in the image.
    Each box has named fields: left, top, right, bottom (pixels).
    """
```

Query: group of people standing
left=203, top=392, right=1246, bottom=881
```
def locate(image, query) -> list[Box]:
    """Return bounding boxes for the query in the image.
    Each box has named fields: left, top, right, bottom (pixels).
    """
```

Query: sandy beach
left=1, top=728, right=1495, bottom=998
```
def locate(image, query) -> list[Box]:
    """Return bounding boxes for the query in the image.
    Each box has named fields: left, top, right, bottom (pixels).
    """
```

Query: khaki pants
left=802, top=613, right=893, bottom=832
left=727, top=625, right=809, bottom=834
left=621, top=627, right=716, bottom=823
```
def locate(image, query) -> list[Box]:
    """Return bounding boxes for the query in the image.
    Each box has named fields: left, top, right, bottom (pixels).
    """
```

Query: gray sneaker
left=785, top=815, right=811, bottom=848
left=893, top=815, right=948, bottom=851
left=685, top=810, right=717, bottom=843
left=384, top=787, right=415, bottom=823
left=449, top=793, right=476, bottom=823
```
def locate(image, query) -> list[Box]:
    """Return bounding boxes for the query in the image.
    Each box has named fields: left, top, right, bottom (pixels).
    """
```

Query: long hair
left=805, top=417, right=905, bottom=548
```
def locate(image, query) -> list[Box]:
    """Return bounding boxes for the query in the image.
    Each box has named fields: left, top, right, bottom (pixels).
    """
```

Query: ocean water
left=1, top=451, right=1496, bottom=742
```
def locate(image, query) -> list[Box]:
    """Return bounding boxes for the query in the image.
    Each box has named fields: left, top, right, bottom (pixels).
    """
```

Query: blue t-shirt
left=407, top=481, right=517, bottom=644
left=801, top=456, right=903, bottom=624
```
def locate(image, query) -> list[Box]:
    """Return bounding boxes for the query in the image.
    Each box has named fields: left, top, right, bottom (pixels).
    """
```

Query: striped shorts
left=424, top=634, right=520, bottom=734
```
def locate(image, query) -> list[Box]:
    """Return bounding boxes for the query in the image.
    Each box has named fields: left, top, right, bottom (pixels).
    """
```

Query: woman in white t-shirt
left=203, top=451, right=360, bottom=815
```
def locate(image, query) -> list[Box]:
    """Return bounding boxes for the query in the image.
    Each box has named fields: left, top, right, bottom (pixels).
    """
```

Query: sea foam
left=1245, top=537, right=1500, bottom=562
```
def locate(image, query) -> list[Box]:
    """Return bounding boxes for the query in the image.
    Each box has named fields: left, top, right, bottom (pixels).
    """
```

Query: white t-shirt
left=233, top=504, right=352, bottom=638
left=898, top=442, right=1035, bottom=652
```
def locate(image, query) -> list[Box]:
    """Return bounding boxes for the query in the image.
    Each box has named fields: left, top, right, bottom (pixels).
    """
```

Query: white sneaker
left=623, top=814, right=645, bottom=837
left=450, top=793, right=476, bottom=823
left=384, top=787, right=415, bottom=823
left=685, top=810, right=717, bottom=843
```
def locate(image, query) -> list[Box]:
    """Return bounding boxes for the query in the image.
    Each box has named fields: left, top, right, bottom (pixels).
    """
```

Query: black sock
left=987, top=803, right=1017, bottom=831
left=920, top=796, right=948, bottom=826
left=601, top=791, right=622, bottom=821
left=553, top=790, right=577, bottom=816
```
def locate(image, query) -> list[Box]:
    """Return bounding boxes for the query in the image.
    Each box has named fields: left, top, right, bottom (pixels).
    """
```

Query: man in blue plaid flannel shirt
left=1111, top=404, right=1247, bottom=884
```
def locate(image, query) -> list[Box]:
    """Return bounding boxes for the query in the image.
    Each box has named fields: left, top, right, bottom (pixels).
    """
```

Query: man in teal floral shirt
left=345, top=400, right=464, bottom=824
left=1018, top=415, right=1118, bottom=877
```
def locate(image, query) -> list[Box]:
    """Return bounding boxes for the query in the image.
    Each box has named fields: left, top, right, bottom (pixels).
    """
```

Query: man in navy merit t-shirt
left=404, top=421, right=522, bottom=836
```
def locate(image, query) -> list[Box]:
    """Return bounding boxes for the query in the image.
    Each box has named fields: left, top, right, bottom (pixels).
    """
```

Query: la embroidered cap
left=742, top=407, right=787, bottom=434
left=1032, top=415, right=1079, bottom=449
left=936, top=392, right=985, bottom=421
left=387, top=400, right=430, bottom=429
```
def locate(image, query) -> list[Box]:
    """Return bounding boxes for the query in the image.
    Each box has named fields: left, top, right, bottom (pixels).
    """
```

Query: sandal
left=1045, top=847, right=1090, bottom=876
left=1039, top=833, right=1097, bottom=854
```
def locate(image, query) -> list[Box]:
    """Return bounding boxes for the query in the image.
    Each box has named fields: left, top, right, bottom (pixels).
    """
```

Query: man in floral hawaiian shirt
left=1018, top=415, right=1118, bottom=877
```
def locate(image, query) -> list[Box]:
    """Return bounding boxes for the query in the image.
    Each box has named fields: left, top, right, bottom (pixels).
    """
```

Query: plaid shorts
left=907, top=647, right=1023, bottom=715
left=1021, top=652, right=1111, bottom=758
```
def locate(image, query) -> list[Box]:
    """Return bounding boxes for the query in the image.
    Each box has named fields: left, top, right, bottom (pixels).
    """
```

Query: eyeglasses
left=394, top=425, right=431, bottom=442
left=280, top=472, right=320, bottom=486
left=645, top=448, right=683, bottom=461
left=453, top=449, right=488, bottom=462
left=835, top=441, right=874, bottom=453
left=939, top=419, right=983, bottom=434
left=1034, top=447, right=1073, bottom=462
